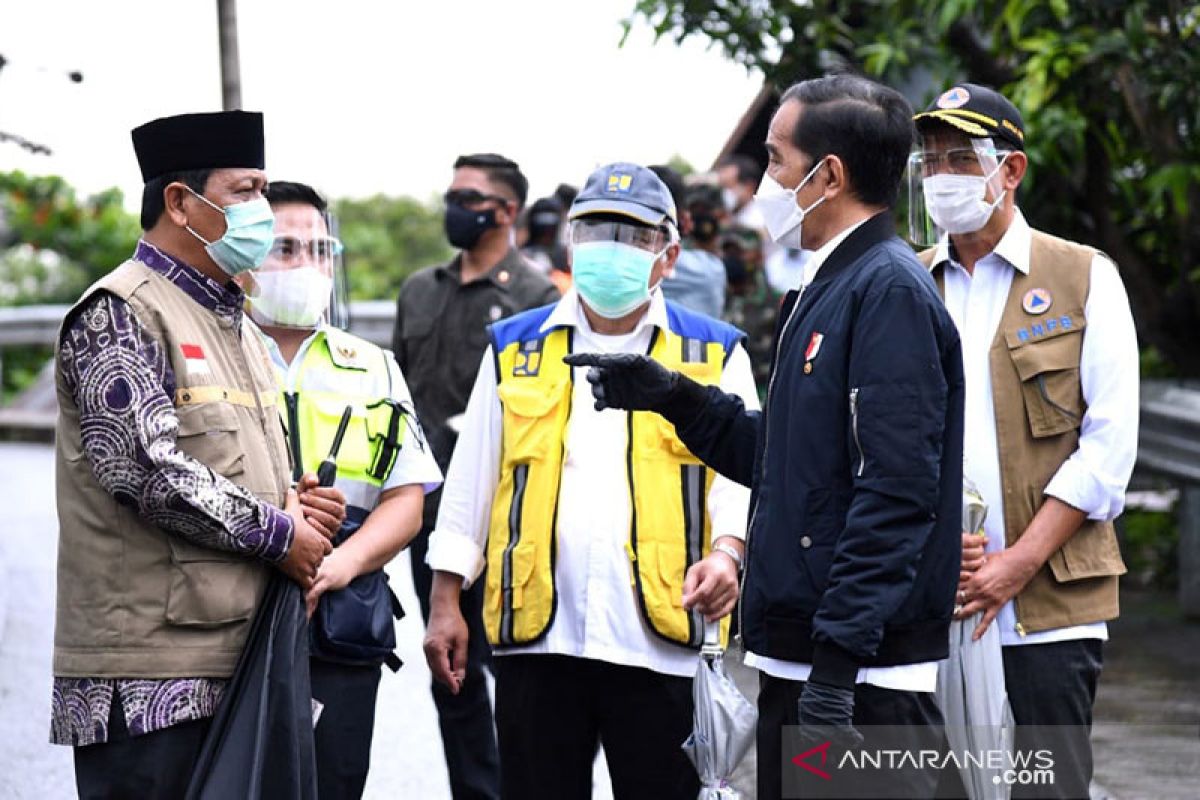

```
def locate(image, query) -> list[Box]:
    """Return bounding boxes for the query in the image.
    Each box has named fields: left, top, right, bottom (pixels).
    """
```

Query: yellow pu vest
left=482, top=301, right=744, bottom=650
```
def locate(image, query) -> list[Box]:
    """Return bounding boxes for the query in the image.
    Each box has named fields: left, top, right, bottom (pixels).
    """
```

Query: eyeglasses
left=268, top=235, right=344, bottom=263
left=444, top=189, right=511, bottom=208
left=569, top=219, right=672, bottom=252
left=913, top=147, right=1008, bottom=176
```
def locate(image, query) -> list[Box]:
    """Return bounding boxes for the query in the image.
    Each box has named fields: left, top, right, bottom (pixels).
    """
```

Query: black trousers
left=493, top=654, right=700, bottom=800
left=757, top=672, right=946, bottom=800
left=74, top=691, right=210, bottom=800
left=410, top=523, right=501, bottom=800
left=1002, top=639, right=1104, bottom=800
left=310, top=658, right=383, bottom=800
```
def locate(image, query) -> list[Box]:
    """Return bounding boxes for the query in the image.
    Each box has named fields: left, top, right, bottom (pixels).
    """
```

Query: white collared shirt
left=746, top=215, right=940, bottom=692
left=932, top=208, right=1138, bottom=646
left=426, top=288, right=759, bottom=678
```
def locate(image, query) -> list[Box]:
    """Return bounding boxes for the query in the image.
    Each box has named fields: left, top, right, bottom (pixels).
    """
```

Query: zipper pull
left=1015, top=622, right=1027, bottom=637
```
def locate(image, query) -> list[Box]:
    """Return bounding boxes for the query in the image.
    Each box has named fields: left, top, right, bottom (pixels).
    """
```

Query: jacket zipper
left=739, top=284, right=809, bottom=642
left=850, top=387, right=865, bottom=477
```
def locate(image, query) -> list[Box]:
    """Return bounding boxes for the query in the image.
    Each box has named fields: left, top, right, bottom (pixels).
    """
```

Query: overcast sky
left=1, top=0, right=765, bottom=210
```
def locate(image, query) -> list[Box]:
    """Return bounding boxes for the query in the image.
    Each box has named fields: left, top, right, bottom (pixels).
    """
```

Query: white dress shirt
left=745, top=216, right=941, bottom=692
left=932, top=208, right=1139, bottom=647
left=427, top=288, right=759, bottom=678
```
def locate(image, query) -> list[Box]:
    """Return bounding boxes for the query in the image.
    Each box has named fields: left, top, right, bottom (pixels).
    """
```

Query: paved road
left=0, top=443, right=616, bottom=799
left=3, top=442, right=1197, bottom=799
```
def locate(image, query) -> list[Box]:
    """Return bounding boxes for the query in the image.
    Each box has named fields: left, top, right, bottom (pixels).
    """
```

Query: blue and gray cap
left=568, top=162, right=678, bottom=228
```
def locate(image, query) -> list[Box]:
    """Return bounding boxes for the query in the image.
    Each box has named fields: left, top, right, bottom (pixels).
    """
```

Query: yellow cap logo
left=606, top=174, right=633, bottom=193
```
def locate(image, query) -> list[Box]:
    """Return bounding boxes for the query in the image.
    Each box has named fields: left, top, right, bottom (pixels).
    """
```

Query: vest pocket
left=165, top=538, right=259, bottom=627
left=497, top=380, right=566, bottom=462
left=1006, top=326, right=1085, bottom=438
left=640, top=413, right=699, bottom=461
left=176, top=402, right=246, bottom=478
left=1046, top=520, right=1127, bottom=582
left=307, top=396, right=375, bottom=475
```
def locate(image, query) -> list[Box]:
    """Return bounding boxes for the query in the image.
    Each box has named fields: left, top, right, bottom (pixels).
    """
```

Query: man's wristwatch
left=712, top=542, right=744, bottom=573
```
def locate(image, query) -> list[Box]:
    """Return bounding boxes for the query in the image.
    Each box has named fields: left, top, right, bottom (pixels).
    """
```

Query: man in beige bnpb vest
left=51, top=111, right=342, bottom=799
left=913, top=84, right=1139, bottom=799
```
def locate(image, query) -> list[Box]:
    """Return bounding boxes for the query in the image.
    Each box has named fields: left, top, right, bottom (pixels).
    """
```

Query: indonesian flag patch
left=181, top=343, right=210, bottom=375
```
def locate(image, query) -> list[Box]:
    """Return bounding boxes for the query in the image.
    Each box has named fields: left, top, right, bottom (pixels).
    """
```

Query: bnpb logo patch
left=936, top=86, right=971, bottom=109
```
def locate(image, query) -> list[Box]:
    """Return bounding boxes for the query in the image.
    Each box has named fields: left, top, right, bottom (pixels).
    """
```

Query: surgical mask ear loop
left=181, top=187, right=227, bottom=246
left=979, top=149, right=1012, bottom=212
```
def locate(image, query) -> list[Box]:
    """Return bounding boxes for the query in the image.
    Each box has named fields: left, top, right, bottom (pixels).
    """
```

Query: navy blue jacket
left=666, top=212, right=964, bottom=687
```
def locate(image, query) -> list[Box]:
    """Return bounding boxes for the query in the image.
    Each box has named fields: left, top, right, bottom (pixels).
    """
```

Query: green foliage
left=625, top=0, right=1200, bottom=374
left=1118, top=508, right=1179, bottom=589
left=334, top=193, right=452, bottom=301
left=0, top=345, right=52, bottom=404
left=664, top=153, right=697, bottom=177
left=0, top=170, right=141, bottom=305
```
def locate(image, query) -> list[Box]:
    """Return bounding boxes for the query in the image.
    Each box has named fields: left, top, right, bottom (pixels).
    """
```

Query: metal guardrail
left=1136, top=380, right=1200, bottom=484
left=0, top=302, right=398, bottom=349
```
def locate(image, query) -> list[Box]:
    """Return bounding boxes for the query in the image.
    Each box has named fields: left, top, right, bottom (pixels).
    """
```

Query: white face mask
left=753, top=159, right=826, bottom=249
left=249, top=266, right=333, bottom=329
left=921, top=153, right=1010, bottom=234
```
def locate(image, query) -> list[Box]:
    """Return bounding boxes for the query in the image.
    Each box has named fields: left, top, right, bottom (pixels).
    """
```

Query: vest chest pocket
left=1005, top=323, right=1086, bottom=438
left=176, top=401, right=245, bottom=478
left=637, top=413, right=700, bottom=462
left=497, top=380, right=567, bottom=462
left=306, top=396, right=377, bottom=475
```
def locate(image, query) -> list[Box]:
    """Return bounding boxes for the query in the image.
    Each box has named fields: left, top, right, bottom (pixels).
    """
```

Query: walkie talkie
left=317, top=406, right=354, bottom=487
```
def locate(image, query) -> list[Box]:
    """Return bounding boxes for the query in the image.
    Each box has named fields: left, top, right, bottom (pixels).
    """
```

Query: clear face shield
left=244, top=205, right=348, bottom=330
left=906, top=136, right=1009, bottom=247
left=568, top=217, right=678, bottom=252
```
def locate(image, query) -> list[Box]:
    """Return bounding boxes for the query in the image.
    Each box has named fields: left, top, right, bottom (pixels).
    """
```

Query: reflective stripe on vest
left=483, top=315, right=734, bottom=650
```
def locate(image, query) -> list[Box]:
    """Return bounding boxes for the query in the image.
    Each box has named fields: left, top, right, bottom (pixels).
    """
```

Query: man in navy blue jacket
left=567, top=74, right=964, bottom=798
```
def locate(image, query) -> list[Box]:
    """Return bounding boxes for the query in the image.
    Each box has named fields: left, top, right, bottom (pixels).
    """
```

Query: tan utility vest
left=54, top=258, right=291, bottom=678
left=923, top=229, right=1126, bottom=635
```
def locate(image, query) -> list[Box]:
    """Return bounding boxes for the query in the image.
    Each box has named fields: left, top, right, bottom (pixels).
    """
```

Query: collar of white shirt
left=539, top=287, right=670, bottom=337
left=802, top=216, right=870, bottom=287
left=928, top=207, right=1033, bottom=275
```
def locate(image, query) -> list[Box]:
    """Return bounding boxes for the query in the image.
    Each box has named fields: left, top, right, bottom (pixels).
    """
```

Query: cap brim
left=913, top=109, right=992, bottom=138
left=568, top=198, right=671, bottom=227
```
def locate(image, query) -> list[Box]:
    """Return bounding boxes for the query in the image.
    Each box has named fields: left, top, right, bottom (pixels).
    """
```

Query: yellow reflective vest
left=483, top=301, right=745, bottom=650
left=273, top=326, right=409, bottom=523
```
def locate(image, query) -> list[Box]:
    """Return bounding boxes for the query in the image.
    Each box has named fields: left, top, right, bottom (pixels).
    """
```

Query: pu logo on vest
left=512, top=338, right=544, bottom=377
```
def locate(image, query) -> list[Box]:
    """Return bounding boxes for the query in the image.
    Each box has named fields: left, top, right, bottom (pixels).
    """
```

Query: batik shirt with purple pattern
left=50, top=240, right=294, bottom=747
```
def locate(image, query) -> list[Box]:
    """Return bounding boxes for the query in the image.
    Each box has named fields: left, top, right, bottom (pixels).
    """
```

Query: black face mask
left=444, top=202, right=498, bottom=250
left=691, top=213, right=719, bottom=243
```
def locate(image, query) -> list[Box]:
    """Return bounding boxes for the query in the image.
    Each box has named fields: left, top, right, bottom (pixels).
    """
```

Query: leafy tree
left=0, top=170, right=140, bottom=305
left=626, top=0, right=1200, bottom=374
left=334, top=193, right=452, bottom=301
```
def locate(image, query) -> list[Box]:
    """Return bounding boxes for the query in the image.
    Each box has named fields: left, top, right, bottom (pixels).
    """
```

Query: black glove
left=797, top=681, right=864, bottom=750
left=562, top=352, right=685, bottom=413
